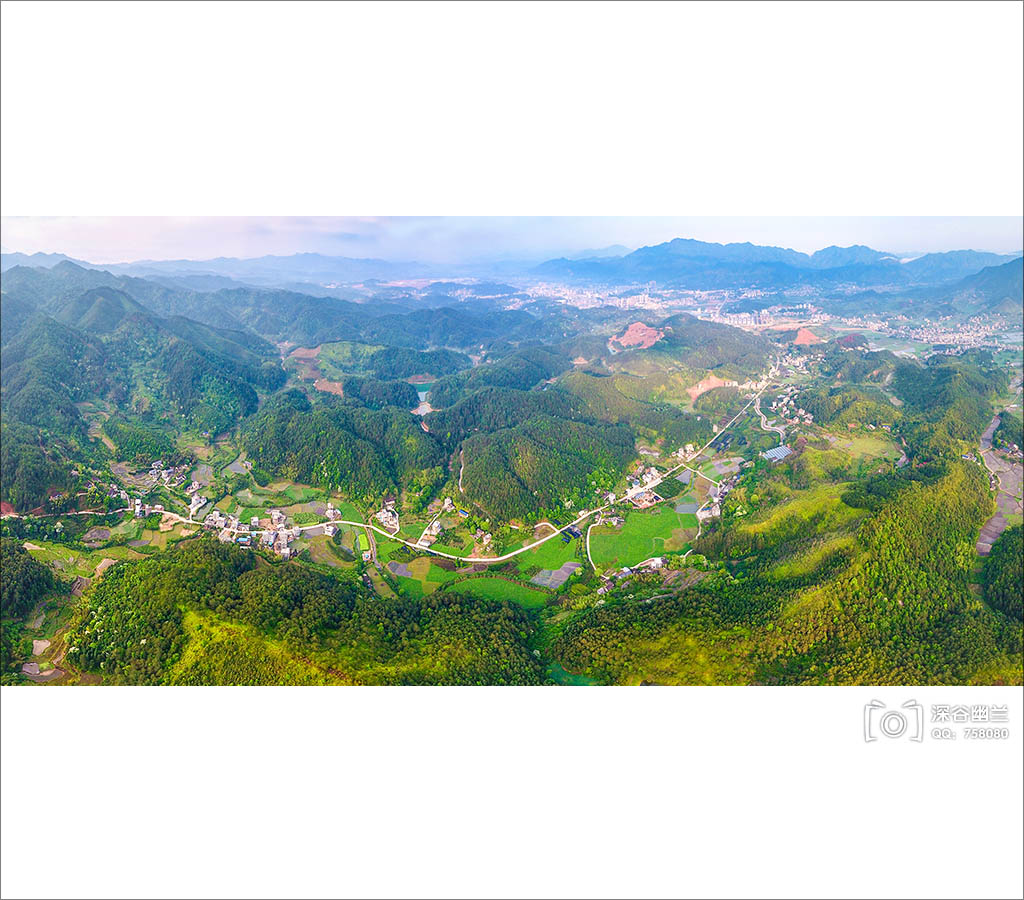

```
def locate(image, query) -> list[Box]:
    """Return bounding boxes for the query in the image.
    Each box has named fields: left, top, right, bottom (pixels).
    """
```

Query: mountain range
left=5, top=238, right=1021, bottom=293
left=533, top=238, right=1021, bottom=290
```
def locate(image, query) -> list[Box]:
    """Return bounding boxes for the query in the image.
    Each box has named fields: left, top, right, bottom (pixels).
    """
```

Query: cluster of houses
left=133, top=498, right=165, bottom=518
left=150, top=460, right=189, bottom=490
left=374, top=496, right=399, bottom=532
left=697, top=471, right=741, bottom=522
left=418, top=518, right=444, bottom=547
left=198, top=507, right=297, bottom=558
left=630, top=490, right=661, bottom=509
left=259, top=508, right=300, bottom=558
left=771, top=387, right=813, bottom=426
left=627, top=464, right=663, bottom=508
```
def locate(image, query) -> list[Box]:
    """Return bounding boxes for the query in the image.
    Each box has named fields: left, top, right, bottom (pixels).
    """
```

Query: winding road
left=755, top=396, right=787, bottom=443
left=9, top=379, right=775, bottom=571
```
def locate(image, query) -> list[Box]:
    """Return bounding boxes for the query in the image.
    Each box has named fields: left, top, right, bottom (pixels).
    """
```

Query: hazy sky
left=1, top=216, right=1021, bottom=264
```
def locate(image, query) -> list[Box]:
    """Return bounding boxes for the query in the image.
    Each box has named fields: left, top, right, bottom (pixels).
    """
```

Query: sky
left=1, top=216, right=1021, bottom=265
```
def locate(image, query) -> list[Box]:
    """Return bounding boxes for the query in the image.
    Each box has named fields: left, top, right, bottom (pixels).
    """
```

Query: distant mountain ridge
left=4, top=239, right=1021, bottom=299
left=534, top=237, right=1020, bottom=290
left=0, top=250, right=90, bottom=270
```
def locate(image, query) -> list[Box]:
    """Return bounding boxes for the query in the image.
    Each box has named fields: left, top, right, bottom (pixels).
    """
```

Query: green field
left=306, top=535, right=355, bottom=568
left=513, top=529, right=581, bottom=573
left=589, top=505, right=698, bottom=571
left=374, top=537, right=403, bottom=562
left=826, top=433, right=902, bottom=461
left=389, top=557, right=460, bottom=597
left=23, top=540, right=146, bottom=578
left=330, top=499, right=366, bottom=522
left=444, top=576, right=548, bottom=607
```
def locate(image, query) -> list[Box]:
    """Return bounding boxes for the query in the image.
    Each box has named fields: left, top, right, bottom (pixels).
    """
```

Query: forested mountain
left=983, top=526, right=1023, bottom=622
left=1, top=262, right=563, bottom=350
left=555, top=461, right=1020, bottom=685
left=3, top=238, right=1021, bottom=689
left=429, top=346, right=571, bottom=406
left=1, top=284, right=283, bottom=436
left=931, top=257, right=1024, bottom=319
left=0, top=251, right=89, bottom=271
left=0, top=273, right=288, bottom=510
left=65, top=540, right=542, bottom=685
left=459, top=414, right=635, bottom=520
left=239, top=390, right=444, bottom=504
left=891, top=356, right=1008, bottom=458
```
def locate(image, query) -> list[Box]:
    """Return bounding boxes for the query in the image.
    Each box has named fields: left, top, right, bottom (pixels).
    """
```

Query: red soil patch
left=686, top=374, right=737, bottom=402
left=288, top=345, right=322, bottom=359
left=0, top=501, right=14, bottom=516
left=611, top=322, right=664, bottom=349
left=572, top=356, right=588, bottom=366
left=793, top=327, right=822, bottom=346
left=314, top=378, right=345, bottom=396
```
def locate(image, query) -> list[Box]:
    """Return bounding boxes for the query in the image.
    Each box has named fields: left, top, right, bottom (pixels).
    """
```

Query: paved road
left=754, top=396, right=787, bottom=443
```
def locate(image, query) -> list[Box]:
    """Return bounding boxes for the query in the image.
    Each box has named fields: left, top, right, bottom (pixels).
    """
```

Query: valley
left=2, top=240, right=1021, bottom=686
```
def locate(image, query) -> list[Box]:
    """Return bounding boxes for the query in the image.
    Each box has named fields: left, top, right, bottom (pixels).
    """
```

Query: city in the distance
left=1, top=216, right=1021, bottom=686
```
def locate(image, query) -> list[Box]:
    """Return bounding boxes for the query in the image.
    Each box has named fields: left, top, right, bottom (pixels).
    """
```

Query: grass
left=306, top=535, right=355, bottom=568
left=316, top=340, right=384, bottom=377
left=284, top=484, right=319, bottom=503
left=576, top=622, right=756, bottom=685
left=834, top=433, right=902, bottom=461
left=514, top=531, right=580, bottom=573
left=330, top=499, right=366, bottom=522
left=444, top=576, right=549, bottom=607
left=23, top=541, right=146, bottom=578
left=589, top=505, right=698, bottom=571
left=741, top=483, right=863, bottom=538
left=768, top=534, right=857, bottom=580
left=397, top=516, right=431, bottom=543
left=366, top=567, right=396, bottom=598
left=546, top=662, right=598, bottom=685
left=389, top=556, right=460, bottom=597
left=373, top=537, right=404, bottom=563
left=167, top=610, right=342, bottom=685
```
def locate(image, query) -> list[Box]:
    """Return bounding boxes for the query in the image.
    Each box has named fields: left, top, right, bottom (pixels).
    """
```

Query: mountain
left=1, top=261, right=568, bottom=350
left=3, top=270, right=288, bottom=460
left=567, top=244, right=632, bottom=260
left=102, top=251, right=432, bottom=287
left=900, top=250, right=1019, bottom=283
left=534, top=238, right=1020, bottom=291
left=0, top=251, right=93, bottom=271
left=939, top=257, right=1024, bottom=319
left=808, top=245, right=894, bottom=268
